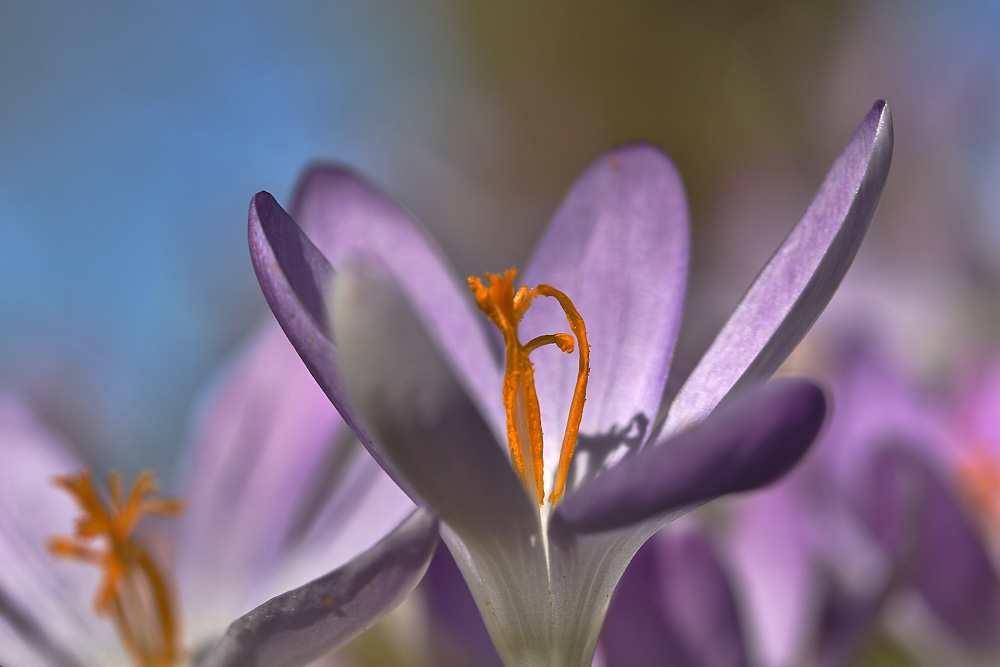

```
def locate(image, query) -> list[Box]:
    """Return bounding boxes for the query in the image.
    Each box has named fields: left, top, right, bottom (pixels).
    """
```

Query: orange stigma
left=49, top=469, right=185, bottom=667
left=468, top=268, right=590, bottom=506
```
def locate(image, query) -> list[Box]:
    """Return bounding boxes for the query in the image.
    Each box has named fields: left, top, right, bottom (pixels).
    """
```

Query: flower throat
left=468, top=268, right=590, bottom=506
left=49, top=470, right=184, bottom=667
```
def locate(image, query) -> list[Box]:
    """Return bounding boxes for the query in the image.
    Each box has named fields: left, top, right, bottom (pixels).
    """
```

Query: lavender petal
left=0, top=394, right=119, bottom=666
left=329, top=259, right=538, bottom=544
left=176, top=325, right=414, bottom=642
left=249, top=192, right=401, bottom=483
left=664, top=101, right=892, bottom=435
left=198, top=510, right=438, bottom=667
left=555, top=378, right=826, bottom=533
left=862, top=445, right=1000, bottom=650
left=521, top=145, right=689, bottom=477
left=603, top=529, right=747, bottom=667
left=290, top=165, right=502, bottom=424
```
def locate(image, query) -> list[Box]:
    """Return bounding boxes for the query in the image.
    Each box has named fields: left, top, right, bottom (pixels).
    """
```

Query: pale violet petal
left=862, top=446, right=1000, bottom=650
left=249, top=192, right=504, bottom=491
left=290, top=165, right=503, bottom=428
left=663, top=101, right=893, bottom=435
left=0, top=393, right=121, bottom=665
left=175, top=324, right=415, bottom=645
left=521, top=145, right=689, bottom=485
left=265, top=440, right=416, bottom=607
left=726, top=483, right=821, bottom=667
left=329, top=258, right=538, bottom=545
left=198, top=510, right=438, bottom=667
left=249, top=192, right=408, bottom=490
left=602, top=527, right=748, bottom=667
left=0, top=618, right=88, bottom=667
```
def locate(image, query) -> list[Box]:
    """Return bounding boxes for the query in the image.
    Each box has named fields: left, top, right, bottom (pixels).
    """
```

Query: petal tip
left=248, top=191, right=282, bottom=234
left=250, top=189, right=277, bottom=209
left=594, top=141, right=682, bottom=179
left=867, top=99, right=894, bottom=167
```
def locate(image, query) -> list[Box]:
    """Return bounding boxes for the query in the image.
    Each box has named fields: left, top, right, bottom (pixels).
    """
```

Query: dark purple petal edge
left=248, top=192, right=399, bottom=481
left=555, top=378, right=827, bottom=533
left=197, top=509, right=438, bottom=667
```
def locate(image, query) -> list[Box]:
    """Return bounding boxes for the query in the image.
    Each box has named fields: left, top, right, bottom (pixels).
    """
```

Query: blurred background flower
left=3, top=0, right=1000, bottom=665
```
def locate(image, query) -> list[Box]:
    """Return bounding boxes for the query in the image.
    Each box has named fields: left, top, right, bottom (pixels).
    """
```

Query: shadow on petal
left=555, top=378, right=827, bottom=533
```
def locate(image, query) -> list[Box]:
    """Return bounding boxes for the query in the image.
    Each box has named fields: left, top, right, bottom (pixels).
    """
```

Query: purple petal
left=249, top=192, right=401, bottom=483
left=521, top=145, right=689, bottom=476
left=177, top=324, right=350, bottom=593
left=664, top=101, right=893, bottom=435
left=289, top=166, right=502, bottom=423
left=817, top=334, right=947, bottom=495
left=0, top=393, right=119, bottom=665
left=198, top=510, right=438, bottom=667
left=602, top=528, right=747, bottom=667
left=554, top=378, right=826, bottom=533
left=175, top=324, right=414, bottom=639
left=911, top=476, right=1000, bottom=650
left=329, top=259, right=538, bottom=544
left=249, top=191, right=503, bottom=491
left=421, top=545, right=504, bottom=667
left=725, top=476, right=877, bottom=667
left=862, top=445, right=1000, bottom=650
left=727, top=487, right=818, bottom=667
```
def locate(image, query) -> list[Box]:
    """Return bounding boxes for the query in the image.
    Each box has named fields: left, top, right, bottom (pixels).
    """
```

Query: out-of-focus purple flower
left=419, top=544, right=505, bottom=667
left=951, top=356, right=1000, bottom=549
left=602, top=523, right=749, bottom=667
left=249, top=102, right=891, bottom=665
left=0, top=325, right=435, bottom=667
left=723, top=336, right=1000, bottom=667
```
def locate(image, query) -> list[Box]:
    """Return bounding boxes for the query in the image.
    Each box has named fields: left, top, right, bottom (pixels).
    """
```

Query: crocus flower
left=0, top=323, right=435, bottom=667
left=721, top=334, right=1000, bottom=667
left=249, top=101, right=892, bottom=666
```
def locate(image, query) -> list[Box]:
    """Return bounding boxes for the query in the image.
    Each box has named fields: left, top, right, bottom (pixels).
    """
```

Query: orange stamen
left=468, top=268, right=590, bottom=506
left=49, top=469, right=185, bottom=667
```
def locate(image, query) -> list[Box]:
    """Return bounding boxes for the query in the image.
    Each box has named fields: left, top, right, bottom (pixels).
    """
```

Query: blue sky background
left=0, top=0, right=468, bottom=476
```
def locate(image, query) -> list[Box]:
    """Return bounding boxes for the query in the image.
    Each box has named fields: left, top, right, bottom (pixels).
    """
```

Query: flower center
left=468, top=268, right=590, bottom=506
left=48, top=469, right=185, bottom=667
left=956, top=444, right=1000, bottom=541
